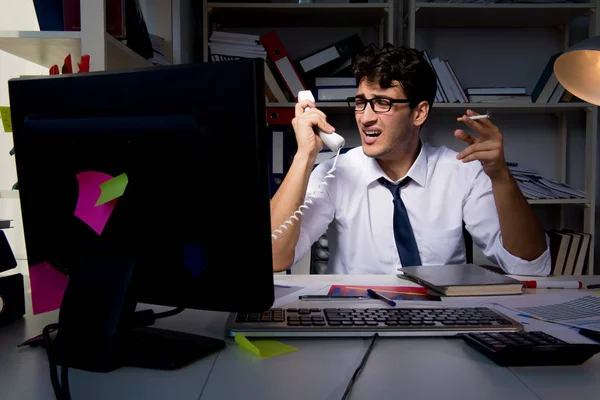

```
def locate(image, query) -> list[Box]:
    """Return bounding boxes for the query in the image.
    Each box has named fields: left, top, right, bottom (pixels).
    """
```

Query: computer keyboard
left=226, top=306, right=524, bottom=337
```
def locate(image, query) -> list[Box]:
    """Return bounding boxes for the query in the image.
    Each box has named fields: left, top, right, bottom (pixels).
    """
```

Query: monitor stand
left=50, top=255, right=225, bottom=373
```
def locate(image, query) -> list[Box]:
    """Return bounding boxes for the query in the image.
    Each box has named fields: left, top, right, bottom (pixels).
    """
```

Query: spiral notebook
left=398, top=264, right=526, bottom=296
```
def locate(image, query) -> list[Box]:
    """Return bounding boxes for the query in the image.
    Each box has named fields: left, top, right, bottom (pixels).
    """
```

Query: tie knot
left=379, top=177, right=410, bottom=199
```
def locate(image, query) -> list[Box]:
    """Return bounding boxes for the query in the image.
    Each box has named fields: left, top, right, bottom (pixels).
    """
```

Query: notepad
left=398, top=264, right=526, bottom=296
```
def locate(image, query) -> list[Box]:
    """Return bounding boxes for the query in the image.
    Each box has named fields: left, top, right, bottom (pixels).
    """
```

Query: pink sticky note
left=74, top=171, right=118, bottom=235
left=29, top=262, right=69, bottom=315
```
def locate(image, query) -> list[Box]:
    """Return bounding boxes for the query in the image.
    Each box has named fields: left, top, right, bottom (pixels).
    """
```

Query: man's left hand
left=455, top=109, right=508, bottom=181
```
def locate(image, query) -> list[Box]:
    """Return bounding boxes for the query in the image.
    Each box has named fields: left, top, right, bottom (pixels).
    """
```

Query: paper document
left=475, top=292, right=600, bottom=334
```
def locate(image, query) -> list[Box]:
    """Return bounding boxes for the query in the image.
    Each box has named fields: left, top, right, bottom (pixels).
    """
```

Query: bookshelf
left=411, top=3, right=596, bottom=29
left=0, top=30, right=153, bottom=71
left=202, top=1, right=395, bottom=62
left=403, top=0, right=599, bottom=275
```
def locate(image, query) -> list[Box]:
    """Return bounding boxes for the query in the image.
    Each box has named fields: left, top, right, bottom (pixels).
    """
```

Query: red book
left=62, top=0, right=125, bottom=37
left=61, top=54, right=73, bottom=74
left=78, top=54, right=90, bottom=72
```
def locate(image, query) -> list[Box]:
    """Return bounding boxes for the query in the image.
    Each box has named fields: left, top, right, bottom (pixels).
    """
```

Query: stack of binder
left=208, top=30, right=290, bottom=104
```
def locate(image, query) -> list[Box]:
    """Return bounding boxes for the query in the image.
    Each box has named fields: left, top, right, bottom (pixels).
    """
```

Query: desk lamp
left=554, top=35, right=600, bottom=105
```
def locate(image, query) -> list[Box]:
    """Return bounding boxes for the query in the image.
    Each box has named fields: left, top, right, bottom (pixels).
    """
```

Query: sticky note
left=0, top=106, right=12, bottom=133
left=29, top=262, right=69, bottom=315
left=234, top=332, right=297, bottom=358
left=74, top=171, right=118, bottom=235
left=96, top=173, right=128, bottom=206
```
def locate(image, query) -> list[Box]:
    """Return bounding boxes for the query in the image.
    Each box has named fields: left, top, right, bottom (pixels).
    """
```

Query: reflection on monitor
left=9, top=59, right=274, bottom=378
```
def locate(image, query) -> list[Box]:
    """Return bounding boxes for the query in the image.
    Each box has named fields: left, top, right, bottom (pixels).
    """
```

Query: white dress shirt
left=292, top=141, right=551, bottom=276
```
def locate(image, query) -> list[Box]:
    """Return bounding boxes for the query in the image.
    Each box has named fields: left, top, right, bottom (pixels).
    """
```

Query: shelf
left=0, top=31, right=153, bottom=70
left=0, top=190, right=18, bottom=199
left=527, top=198, right=589, bottom=205
left=414, top=3, right=595, bottom=28
left=207, top=3, right=391, bottom=27
left=0, top=31, right=81, bottom=69
left=431, top=102, right=592, bottom=114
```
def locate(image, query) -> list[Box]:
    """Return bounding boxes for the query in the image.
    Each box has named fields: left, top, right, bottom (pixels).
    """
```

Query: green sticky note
left=0, top=107, right=12, bottom=133
left=95, top=173, right=128, bottom=206
left=234, top=332, right=297, bottom=358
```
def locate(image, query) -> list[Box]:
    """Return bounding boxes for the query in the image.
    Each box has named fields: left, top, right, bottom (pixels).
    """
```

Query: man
left=270, top=44, right=550, bottom=276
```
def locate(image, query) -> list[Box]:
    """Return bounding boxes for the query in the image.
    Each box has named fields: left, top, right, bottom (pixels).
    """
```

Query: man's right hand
left=292, top=100, right=336, bottom=158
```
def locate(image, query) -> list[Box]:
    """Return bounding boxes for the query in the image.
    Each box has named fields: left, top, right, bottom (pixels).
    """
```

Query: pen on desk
left=17, top=333, right=44, bottom=348
left=587, top=284, right=600, bottom=289
left=367, top=289, right=396, bottom=307
left=299, top=295, right=371, bottom=301
left=523, top=280, right=583, bottom=289
left=456, top=113, right=491, bottom=122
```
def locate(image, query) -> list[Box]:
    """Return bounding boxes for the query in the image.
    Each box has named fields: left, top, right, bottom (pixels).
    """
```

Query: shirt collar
left=364, top=140, right=428, bottom=187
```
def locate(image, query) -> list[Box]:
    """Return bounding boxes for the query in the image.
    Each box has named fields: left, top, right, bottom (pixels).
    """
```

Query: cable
left=341, top=333, right=379, bottom=400
left=42, top=323, right=71, bottom=400
left=271, top=147, right=342, bottom=242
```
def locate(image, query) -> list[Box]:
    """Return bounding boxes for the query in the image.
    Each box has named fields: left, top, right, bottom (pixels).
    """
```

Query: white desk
left=1, top=274, right=600, bottom=400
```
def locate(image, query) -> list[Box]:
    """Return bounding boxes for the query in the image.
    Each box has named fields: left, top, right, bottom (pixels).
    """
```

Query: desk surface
left=2, top=273, right=600, bottom=400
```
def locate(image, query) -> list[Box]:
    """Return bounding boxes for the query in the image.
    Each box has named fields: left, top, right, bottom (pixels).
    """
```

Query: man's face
left=354, top=79, right=416, bottom=160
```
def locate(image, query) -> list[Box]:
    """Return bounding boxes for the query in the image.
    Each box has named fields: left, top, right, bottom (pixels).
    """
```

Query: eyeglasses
left=347, top=96, right=410, bottom=113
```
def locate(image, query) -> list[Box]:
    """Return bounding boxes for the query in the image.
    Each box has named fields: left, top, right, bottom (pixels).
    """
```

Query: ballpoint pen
left=299, top=295, right=371, bottom=301
left=17, top=333, right=44, bottom=348
left=587, top=284, right=600, bottom=289
left=367, top=289, right=396, bottom=307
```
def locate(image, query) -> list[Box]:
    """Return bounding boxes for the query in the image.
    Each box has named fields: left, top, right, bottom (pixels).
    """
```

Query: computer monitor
left=8, top=58, right=274, bottom=373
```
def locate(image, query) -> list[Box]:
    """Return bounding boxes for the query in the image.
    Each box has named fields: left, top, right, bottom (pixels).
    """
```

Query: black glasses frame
left=347, top=96, right=410, bottom=113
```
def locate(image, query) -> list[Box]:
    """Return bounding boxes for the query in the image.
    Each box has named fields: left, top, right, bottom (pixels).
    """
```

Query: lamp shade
left=554, top=35, right=600, bottom=106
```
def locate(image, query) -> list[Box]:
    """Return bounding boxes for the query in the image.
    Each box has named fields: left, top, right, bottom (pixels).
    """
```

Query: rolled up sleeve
left=463, top=166, right=551, bottom=277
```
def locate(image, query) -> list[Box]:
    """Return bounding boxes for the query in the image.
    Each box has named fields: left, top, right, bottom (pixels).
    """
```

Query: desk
left=1, top=274, right=600, bottom=400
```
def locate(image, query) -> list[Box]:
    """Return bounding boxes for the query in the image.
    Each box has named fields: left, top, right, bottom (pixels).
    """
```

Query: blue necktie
left=379, top=177, right=422, bottom=267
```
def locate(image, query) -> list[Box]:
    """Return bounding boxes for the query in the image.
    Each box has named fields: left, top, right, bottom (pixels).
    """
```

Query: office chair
left=309, top=222, right=474, bottom=274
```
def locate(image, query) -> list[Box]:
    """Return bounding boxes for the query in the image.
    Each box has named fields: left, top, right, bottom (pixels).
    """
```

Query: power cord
left=29, top=307, right=185, bottom=400
left=341, top=333, right=380, bottom=400
left=42, top=323, right=70, bottom=400
left=271, top=147, right=342, bottom=242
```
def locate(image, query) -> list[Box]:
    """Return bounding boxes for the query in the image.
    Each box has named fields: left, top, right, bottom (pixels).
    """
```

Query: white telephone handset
left=271, top=90, right=344, bottom=242
left=297, top=90, right=345, bottom=151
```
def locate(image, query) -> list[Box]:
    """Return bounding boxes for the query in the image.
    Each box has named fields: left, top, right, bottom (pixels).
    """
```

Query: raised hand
left=454, top=109, right=508, bottom=180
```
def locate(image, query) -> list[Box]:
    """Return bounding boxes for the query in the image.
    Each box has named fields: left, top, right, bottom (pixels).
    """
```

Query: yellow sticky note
left=96, top=173, right=128, bottom=206
left=234, top=332, right=297, bottom=358
left=0, top=107, right=12, bottom=133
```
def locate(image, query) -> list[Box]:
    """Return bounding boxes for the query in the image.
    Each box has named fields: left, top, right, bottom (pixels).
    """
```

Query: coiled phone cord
left=271, top=147, right=342, bottom=242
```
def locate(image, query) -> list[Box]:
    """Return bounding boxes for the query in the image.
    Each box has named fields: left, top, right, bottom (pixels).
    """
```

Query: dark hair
left=351, top=43, right=437, bottom=110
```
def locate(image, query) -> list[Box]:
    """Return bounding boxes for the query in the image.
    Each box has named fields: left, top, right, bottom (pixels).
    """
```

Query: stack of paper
left=509, top=165, right=585, bottom=200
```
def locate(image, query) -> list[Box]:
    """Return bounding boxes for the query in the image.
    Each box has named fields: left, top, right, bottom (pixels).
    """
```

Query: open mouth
left=363, top=130, right=382, bottom=138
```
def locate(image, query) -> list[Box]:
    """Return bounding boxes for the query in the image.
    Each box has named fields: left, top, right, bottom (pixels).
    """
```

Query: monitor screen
left=9, top=59, right=274, bottom=314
